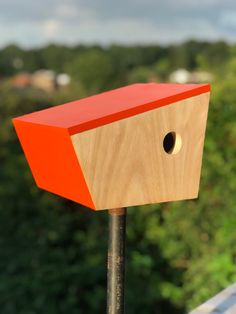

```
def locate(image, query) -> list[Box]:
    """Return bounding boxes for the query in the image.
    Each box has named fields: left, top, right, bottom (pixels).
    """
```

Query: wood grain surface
left=71, top=92, right=210, bottom=210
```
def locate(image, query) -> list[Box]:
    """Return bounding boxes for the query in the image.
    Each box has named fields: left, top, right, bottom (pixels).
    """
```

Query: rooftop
left=13, top=83, right=210, bottom=135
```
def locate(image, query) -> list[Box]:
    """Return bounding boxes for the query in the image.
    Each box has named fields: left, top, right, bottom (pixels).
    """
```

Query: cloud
left=0, top=0, right=235, bottom=47
left=42, top=20, right=61, bottom=38
left=220, top=10, right=236, bottom=28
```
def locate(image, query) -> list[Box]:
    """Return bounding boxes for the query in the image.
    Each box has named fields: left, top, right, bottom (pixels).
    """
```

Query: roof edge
left=68, top=84, right=210, bottom=135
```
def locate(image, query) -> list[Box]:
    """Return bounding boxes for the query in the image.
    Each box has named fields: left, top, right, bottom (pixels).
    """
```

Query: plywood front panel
left=71, top=92, right=210, bottom=210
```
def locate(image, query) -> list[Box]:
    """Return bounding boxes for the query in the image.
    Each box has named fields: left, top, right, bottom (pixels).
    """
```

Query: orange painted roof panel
left=14, top=83, right=210, bottom=134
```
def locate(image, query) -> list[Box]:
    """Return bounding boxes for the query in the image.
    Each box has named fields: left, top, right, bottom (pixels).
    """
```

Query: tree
left=1, top=41, right=236, bottom=314
left=65, top=49, right=114, bottom=93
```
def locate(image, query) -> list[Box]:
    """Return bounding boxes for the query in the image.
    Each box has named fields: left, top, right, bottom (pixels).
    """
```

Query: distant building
left=32, top=70, right=56, bottom=93
left=11, top=73, right=32, bottom=88
left=190, top=71, right=213, bottom=83
left=10, top=70, right=71, bottom=92
left=170, top=69, right=213, bottom=84
left=56, top=73, right=71, bottom=87
left=169, top=69, right=190, bottom=84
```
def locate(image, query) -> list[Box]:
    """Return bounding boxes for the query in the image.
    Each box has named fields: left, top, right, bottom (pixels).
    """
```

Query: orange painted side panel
left=13, top=119, right=95, bottom=209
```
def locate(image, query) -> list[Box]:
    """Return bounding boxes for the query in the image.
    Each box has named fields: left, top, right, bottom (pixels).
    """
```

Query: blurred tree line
left=0, top=40, right=231, bottom=87
left=0, top=40, right=236, bottom=313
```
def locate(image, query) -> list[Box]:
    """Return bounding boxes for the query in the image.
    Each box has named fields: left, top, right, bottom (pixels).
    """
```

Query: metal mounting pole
left=107, top=208, right=127, bottom=314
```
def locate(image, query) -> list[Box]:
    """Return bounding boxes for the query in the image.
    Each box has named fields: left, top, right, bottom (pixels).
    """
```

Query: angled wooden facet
left=71, top=92, right=210, bottom=210
left=13, top=83, right=210, bottom=210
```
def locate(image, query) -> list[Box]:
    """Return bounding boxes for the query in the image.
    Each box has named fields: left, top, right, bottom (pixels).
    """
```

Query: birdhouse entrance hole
left=163, top=132, right=182, bottom=155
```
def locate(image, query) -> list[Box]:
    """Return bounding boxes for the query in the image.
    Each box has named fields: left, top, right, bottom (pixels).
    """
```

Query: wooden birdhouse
left=13, top=83, right=210, bottom=210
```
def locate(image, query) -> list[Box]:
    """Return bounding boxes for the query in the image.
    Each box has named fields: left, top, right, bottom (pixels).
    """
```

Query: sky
left=0, top=0, right=236, bottom=47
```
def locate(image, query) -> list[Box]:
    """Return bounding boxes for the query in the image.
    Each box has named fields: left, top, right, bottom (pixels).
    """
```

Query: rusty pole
left=107, top=208, right=126, bottom=314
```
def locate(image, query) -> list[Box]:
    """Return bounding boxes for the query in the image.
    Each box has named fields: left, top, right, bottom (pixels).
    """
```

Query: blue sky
left=0, top=0, right=236, bottom=47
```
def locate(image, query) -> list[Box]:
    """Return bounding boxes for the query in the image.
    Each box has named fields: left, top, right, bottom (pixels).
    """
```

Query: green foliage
left=0, top=86, right=108, bottom=313
left=128, top=66, right=154, bottom=83
left=196, top=41, right=230, bottom=72
left=153, top=58, right=171, bottom=81
left=0, top=45, right=25, bottom=76
left=0, top=41, right=236, bottom=313
left=65, top=49, right=115, bottom=93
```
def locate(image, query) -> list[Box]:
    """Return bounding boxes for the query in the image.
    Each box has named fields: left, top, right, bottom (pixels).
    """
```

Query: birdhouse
left=13, top=83, right=210, bottom=210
